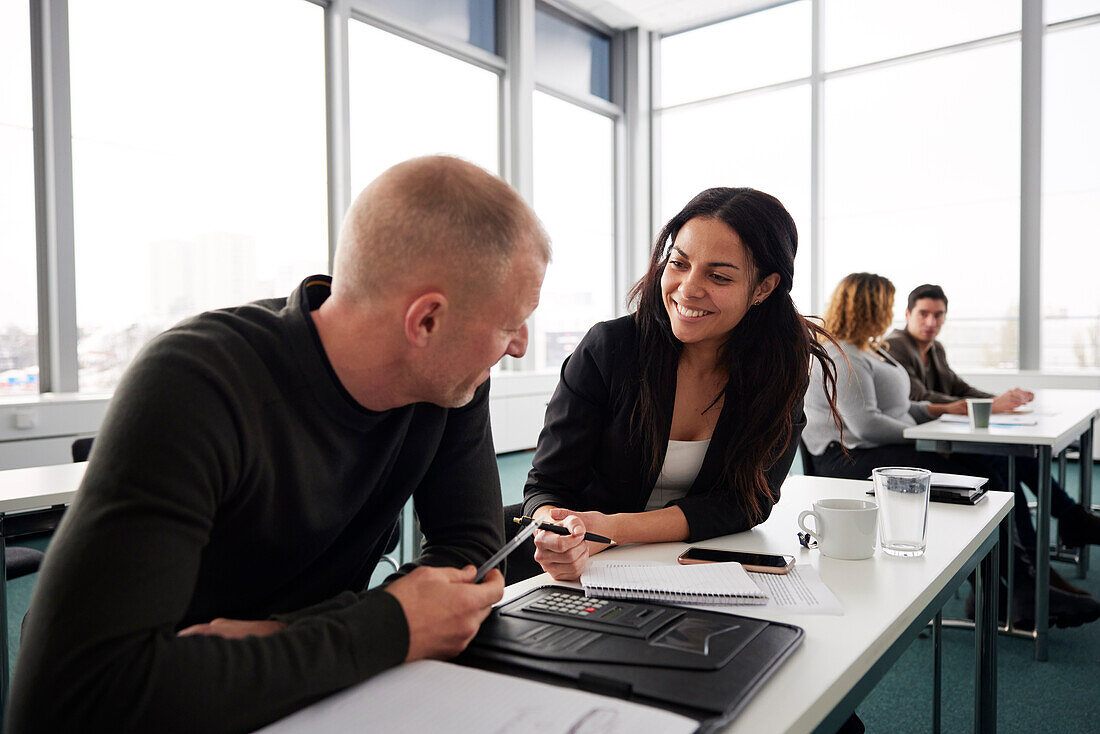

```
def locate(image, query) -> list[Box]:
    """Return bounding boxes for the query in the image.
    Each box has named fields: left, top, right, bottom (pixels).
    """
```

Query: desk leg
left=933, top=610, right=942, bottom=734
left=1035, top=445, right=1052, bottom=661
left=1, top=515, right=9, bottom=713
left=1005, top=456, right=1016, bottom=634
left=1079, top=422, right=1094, bottom=579
left=974, top=525, right=999, bottom=734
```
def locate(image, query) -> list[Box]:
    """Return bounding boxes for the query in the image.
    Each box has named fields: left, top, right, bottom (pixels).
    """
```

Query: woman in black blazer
left=521, top=188, right=842, bottom=581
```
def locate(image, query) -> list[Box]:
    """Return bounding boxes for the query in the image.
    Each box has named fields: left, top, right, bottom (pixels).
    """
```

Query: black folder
left=457, top=586, right=803, bottom=732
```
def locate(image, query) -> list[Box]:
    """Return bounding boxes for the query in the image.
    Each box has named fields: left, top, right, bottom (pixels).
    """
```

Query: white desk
left=904, top=389, right=1099, bottom=660
left=503, top=475, right=1011, bottom=734
left=0, top=462, right=84, bottom=711
left=0, top=468, right=1009, bottom=733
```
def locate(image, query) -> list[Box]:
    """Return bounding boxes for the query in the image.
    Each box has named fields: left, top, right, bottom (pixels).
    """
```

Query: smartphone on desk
left=677, top=547, right=796, bottom=574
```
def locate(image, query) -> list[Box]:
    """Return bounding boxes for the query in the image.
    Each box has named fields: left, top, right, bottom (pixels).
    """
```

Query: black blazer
left=522, top=316, right=806, bottom=542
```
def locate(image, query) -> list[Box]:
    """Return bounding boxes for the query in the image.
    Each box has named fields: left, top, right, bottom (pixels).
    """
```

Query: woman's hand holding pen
left=531, top=507, right=615, bottom=581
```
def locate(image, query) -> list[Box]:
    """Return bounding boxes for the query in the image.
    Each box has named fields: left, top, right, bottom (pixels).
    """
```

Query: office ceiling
left=568, top=0, right=774, bottom=34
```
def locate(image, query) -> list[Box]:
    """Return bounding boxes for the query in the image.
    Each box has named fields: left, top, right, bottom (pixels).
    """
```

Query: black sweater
left=523, top=316, right=805, bottom=541
left=8, top=277, right=503, bottom=734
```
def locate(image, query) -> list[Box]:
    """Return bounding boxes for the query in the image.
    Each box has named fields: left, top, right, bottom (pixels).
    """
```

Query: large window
left=68, top=0, right=328, bottom=393
left=1042, top=21, right=1100, bottom=371
left=822, top=0, right=1020, bottom=71
left=534, top=5, right=612, bottom=101
left=659, top=88, right=812, bottom=313
left=658, top=2, right=812, bottom=313
left=531, top=92, right=615, bottom=370
left=1047, top=0, right=1100, bottom=23
left=660, top=0, right=810, bottom=106
left=348, top=19, right=499, bottom=194
left=0, top=1, right=37, bottom=395
left=362, top=0, right=497, bottom=54
left=823, top=42, right=1021, bottom=369
left=530, top=7, right=618, bottom=371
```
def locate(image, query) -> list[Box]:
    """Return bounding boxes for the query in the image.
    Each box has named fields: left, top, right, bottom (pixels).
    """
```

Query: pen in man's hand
left=512, top=516, right=616, bottom=545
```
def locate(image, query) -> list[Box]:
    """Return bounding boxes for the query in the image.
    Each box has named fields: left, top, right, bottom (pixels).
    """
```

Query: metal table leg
left=1005, top=456, right=1017, bottom=635
left=974, top=525, right=999, bottom=734
left=933, top=610, right=942, bottom=734
left=1079, top=422, right=1094, bottom=579
left=1035, top=445, right=1053, bottom=661
left=1, top=515, right=9, bottom=713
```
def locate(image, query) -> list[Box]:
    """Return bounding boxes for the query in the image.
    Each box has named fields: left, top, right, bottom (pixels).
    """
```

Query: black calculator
left=502, top=587, right=684, bottom=638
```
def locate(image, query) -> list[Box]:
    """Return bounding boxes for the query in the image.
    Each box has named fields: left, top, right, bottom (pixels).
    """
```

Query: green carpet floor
left=7, top=453, right=1099, bottom=731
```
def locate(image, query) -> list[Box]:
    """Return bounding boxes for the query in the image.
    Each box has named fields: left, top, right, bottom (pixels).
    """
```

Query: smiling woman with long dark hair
left=519, top=187, right=843, bottom=581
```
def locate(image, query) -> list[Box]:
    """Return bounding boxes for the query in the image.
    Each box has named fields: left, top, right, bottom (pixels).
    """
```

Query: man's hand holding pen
left=529, top=507, right=616, bottom=581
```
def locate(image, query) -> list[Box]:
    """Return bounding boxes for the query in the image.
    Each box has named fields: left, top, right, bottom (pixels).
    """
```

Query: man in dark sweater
left=885, top=284, right=1100, bottom=556
left=8, top=156, right=550, bottom=733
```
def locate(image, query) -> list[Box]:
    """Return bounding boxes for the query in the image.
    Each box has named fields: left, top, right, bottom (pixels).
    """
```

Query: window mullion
left=30, top=0, right=78, bottom=394
left=325, top=0, right=352, bottom=272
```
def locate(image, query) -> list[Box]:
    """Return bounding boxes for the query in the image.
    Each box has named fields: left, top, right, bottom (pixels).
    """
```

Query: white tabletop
left=0, top=462, right=85, bottom=514
left=502, top=475, right=1012, bottom=734
left=903, top=388, right=1100, bottom=448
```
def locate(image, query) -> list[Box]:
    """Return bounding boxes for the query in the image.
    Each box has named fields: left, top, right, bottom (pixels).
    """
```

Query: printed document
left=742, top=565, right=843, bottom=615
left=252, top=660, right=698, bottom=734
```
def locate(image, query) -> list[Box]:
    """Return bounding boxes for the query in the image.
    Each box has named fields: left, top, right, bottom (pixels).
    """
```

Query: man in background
left=9, top=156, right=550, bottom=733
left=886, top=284, right=1100, bottom=556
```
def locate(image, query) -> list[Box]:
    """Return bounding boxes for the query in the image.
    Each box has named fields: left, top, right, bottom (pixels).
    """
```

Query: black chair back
left=71, top=437, right=94, bottom=463
left=502, top=502, right=542, bottom=585
left=798, top=439, right=819, bottom=477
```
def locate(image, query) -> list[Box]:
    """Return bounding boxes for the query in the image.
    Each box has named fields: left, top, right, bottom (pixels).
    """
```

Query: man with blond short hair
left=9, top=156, right=550, bottom=733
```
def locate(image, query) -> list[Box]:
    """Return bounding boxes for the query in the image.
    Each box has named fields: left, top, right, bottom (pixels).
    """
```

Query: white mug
left=797, top=499, right=879, bottom=560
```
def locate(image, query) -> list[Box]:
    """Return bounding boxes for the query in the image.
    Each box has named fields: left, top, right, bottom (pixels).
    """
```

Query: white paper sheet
left=939, top=414, right=1038, bottom=426
left=589, top=561, right=842, bottom=616
left=743, top=565, right=843, bottom=614
left=252, top=660, right=698, bottom=734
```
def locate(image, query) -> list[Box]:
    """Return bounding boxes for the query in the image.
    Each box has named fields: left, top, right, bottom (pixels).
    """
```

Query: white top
left=645, top=438, right=710, bottom=511
left=503, top=474, right=1013, bottom=734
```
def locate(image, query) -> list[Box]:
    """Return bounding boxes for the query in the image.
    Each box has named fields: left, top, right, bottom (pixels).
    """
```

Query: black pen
left=512, top=516, right=616, bottom=545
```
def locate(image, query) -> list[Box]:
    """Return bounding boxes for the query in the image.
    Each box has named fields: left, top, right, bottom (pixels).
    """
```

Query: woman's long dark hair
left=627, top=187, right=843, bottom=523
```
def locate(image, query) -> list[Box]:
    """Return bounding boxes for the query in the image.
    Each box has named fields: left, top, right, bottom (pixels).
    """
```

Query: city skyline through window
left=67, top=0, right=328, bottom=392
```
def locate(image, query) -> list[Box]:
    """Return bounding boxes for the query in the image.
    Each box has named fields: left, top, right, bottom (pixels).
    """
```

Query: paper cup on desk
left=797, top=499, right=878, bottom=560
left=873, top=467, right=931, bottom=557
left=966, top=398, right=994, bottom=429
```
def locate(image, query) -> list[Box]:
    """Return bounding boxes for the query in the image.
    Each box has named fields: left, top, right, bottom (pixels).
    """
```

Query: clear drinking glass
left=872, top=467, right=932, bottom=557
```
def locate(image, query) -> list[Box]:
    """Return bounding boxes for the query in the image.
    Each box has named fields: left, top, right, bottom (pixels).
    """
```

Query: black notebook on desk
left=866, top=472, right=990, bottom=505
left=456, top=585, right=803, bottom=732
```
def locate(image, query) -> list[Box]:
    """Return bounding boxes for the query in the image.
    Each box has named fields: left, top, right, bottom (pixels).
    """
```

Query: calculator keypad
left=524, top=591, right=609, bottom=617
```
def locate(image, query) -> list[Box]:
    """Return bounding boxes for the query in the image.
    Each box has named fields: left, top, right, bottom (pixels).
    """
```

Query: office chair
left=71, top=437, right=94, bottom=463
left=376, top=519, right=401, bottom=574
left=6, top=547, right=44, bottom=581
left=798, top=439, right=819, bottom=477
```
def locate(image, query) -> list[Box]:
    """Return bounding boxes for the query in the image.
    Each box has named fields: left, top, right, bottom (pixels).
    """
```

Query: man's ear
left=404, top=292, right=448, bottom=347
left=753, top=273, right=782, bottom=305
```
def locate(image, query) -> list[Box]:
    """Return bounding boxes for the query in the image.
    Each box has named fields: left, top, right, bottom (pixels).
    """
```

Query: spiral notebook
left=580, top=562, right=769, bottom=605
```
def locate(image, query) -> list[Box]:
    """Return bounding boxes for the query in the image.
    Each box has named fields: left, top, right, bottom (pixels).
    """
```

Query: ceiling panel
left=565, top=0, right=777, bottom=34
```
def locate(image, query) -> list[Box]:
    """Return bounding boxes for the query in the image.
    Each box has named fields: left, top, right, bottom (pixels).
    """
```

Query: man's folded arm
left=6, top=356, right=409, bottom=734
